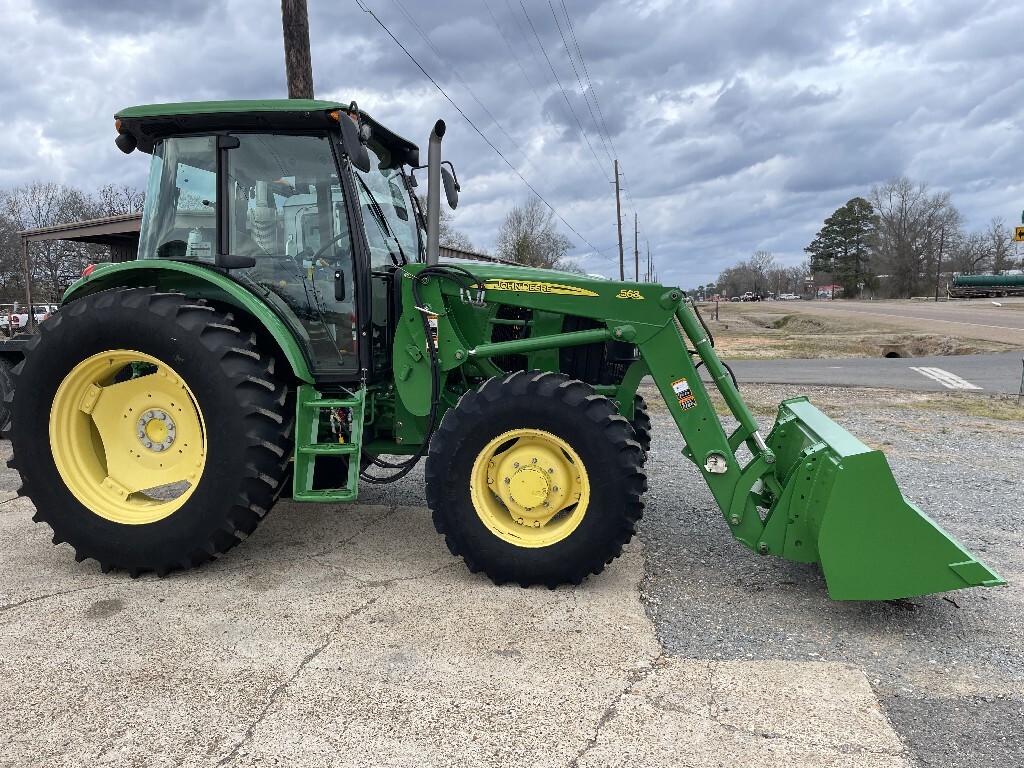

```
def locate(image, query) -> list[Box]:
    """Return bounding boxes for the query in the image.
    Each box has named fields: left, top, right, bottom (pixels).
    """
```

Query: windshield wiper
left=354, top=172, right=407, bottom=266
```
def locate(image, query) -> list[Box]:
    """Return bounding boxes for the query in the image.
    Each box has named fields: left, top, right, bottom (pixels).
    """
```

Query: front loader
left=5, top=100, right=1003, bottom=600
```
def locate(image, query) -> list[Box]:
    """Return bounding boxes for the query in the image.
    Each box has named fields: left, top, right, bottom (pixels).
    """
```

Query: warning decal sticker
left=671, top=377, right=697, bottom=410
left=427, top=314, right=439, bottom=351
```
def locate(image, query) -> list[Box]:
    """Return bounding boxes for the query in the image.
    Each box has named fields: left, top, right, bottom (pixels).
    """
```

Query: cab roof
left=114, top=99, right=419, bottom=162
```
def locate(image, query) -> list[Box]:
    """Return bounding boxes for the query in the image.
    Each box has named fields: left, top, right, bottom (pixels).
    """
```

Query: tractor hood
left=435, top=261, right=659, bottom=300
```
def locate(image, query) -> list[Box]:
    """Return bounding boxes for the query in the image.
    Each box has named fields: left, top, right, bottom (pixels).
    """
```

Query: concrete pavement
left=0, top=487, right=912, bottom=767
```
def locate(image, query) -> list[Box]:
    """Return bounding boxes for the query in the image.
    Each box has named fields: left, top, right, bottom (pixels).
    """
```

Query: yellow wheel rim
left=470, top=428, right=590, bottom=548
left=49, top=350, right=207, bottom=525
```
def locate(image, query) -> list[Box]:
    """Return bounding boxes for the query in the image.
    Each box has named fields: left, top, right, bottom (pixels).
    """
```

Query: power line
left=356, top=0, right=614, bottom=263
left=558, top=1, right=655, bottom=277
left=482, top=0, right=598, bottom=189
left=389, top=0, right=556, bottom=193
left=559, top=2, right=617, bottom=170
left=518, top=1, right=611, bottom=183
left=481, top=0, right=548, bottom=118
left=548, top=1, right=613, bottom=171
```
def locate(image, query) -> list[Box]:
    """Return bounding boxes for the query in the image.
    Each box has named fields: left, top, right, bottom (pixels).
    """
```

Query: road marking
left=909, top=367, right=982, bottom=390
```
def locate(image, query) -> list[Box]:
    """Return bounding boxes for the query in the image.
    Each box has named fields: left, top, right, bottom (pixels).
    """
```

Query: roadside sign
left=1015, top=226, right=1024, bottom=242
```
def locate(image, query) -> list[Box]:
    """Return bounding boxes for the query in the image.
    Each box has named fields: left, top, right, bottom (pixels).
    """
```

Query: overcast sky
left=1, top=0, right=1022, bottom=286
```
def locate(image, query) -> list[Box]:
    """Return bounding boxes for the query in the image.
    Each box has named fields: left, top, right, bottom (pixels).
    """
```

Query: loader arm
left=395, top=264, right=1004, bottom=601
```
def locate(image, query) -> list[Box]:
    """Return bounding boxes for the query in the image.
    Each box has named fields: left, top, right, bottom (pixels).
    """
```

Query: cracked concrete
left=0, top=482, right=912, bottom=766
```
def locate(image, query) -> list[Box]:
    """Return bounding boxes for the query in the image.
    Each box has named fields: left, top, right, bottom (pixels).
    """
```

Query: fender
left=63, top=261, right=314, bottom=383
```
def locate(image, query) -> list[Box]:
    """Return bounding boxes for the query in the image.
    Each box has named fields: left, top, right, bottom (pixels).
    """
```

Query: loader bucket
left=765, top=398, right=1005, bottom=601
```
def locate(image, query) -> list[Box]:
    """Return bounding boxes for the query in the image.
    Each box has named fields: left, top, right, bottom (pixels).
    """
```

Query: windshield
left=354, top=142, right=422, bottom=265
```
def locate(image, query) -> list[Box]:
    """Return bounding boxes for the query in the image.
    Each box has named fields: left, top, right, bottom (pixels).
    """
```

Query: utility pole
left=281, top=0, right=315, bottom=99
left=934, top=225, right=946, bottom=302
left=614, top=159, right=624, bottom=281
left=633, top=213, right=639, bottom=282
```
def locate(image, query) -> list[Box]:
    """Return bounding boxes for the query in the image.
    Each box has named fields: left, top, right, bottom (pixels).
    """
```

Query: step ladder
left=292, top=384, right=365, bottom=501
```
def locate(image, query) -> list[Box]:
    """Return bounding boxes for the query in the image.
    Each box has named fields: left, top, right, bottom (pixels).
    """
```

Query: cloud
left=1, top=0, right=1022, bottom=287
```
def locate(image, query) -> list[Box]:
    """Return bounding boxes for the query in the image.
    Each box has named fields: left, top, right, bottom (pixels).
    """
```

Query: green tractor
left=6, top=99, right=1004, bottom=599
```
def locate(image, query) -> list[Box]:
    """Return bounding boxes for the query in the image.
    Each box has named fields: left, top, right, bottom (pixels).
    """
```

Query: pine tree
left=804, top=197, right=877, bottom=298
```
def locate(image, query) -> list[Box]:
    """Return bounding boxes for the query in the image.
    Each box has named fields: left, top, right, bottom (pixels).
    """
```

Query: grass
left=639, top=382, right=1024, bottom=425
left=910, top=392, right=1024, bottom=421
left=698, top=301, right=1017, bottom=360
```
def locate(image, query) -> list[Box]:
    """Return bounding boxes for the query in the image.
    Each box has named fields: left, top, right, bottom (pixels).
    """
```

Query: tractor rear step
left=292, top=384, right=364, bottom=501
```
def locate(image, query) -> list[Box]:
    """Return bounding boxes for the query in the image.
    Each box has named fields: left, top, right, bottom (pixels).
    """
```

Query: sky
left=1, top=0, right=1022, bottom=288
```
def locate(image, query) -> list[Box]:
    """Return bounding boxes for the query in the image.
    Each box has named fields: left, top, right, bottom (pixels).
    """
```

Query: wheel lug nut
left=504, top=477, right=510, bottom=483
left=513, top=462, right=519, bottom=468
left=531, top=458, right=537, bottom=463
left=548, top=468, right=554, bottom=473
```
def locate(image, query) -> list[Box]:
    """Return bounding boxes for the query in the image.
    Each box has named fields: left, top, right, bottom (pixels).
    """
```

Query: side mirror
left=338, top=114, right=371, bottom=173
left=334, top=270, right=346, bottom=302
left=441, top=166, right=459, bottom=210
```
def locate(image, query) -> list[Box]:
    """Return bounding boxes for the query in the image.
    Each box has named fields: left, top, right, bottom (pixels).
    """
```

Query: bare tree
left=416, top=194, right=474, bottom=252
left=2, top=182, right=95, bottom=302
left=985, top=217, right=1016, bottom=274
left=869, top=177, right=962, bottom=297
left=494, top=196, right=575, bottom=270
left=95, top=183, right=145, bottom=217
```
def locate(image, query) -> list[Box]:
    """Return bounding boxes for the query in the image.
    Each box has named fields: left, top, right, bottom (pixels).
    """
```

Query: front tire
left=6, top=288, right=291, bottom=576
left=425, top=371, right=646, bottom=587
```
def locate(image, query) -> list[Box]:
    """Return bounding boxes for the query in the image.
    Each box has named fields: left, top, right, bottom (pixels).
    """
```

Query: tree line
left=705, top=176, right=1022, bottom=300
left=0, top=182, right=144, bottom=303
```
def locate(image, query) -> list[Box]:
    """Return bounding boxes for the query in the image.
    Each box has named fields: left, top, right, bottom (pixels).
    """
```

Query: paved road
left=778, top=298, right=1024, bottom=346
left=707, top=351, right=1024, bottom=395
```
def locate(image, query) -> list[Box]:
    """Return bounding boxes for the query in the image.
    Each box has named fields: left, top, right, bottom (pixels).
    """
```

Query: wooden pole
left=614, top=159, right=624, bottom=281
left=281, top=0, right=314, bottom=99
left=633, top=213, right=639, bottom=282
left=21, top=236, right=33, bottom=334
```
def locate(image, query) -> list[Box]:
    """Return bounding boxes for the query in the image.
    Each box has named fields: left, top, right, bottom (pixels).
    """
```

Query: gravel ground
left=637, top=382, right=1023, bottom=768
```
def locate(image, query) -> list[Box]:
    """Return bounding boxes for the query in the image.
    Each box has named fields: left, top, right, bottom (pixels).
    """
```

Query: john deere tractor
left=5, top=100, right=1004, bottom=599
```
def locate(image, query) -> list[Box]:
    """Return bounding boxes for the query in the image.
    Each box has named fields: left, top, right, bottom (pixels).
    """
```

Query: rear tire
left=5, top=287, right=292, bottom=577
left=0, top=357, right=14, bottom=429
left=425, top=370, right=646, bottom=587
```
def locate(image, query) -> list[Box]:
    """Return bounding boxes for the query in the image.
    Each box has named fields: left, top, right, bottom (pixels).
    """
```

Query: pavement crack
left=567, top=653, right=666, bottom=768
left=0, top=583, right=105, bottom=613
left=305, top=505, right=400, bottom=560
left=306, top=558, right=457, bottom=587
left=213, top=594, right=383, bottom=766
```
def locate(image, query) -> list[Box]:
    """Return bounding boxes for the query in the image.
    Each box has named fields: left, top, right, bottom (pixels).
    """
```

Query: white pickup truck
left=0, top=304, right=58, bottom=333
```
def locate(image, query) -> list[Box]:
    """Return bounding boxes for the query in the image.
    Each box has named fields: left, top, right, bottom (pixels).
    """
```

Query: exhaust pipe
left=426, top=119, right=445, bottom=266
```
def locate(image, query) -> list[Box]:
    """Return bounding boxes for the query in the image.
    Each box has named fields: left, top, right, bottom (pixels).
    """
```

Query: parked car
left=0, top=304, right=58, bottom=334
left=730, top=296, right=741, bottom=302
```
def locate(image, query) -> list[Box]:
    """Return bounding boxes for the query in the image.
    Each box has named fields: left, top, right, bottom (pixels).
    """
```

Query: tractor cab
left=119, top=99, right=425, bottom=381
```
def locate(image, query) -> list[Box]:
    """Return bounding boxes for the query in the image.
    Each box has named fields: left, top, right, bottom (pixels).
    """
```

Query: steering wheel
left=310, top=231, right=351, bottom=263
